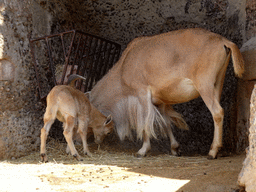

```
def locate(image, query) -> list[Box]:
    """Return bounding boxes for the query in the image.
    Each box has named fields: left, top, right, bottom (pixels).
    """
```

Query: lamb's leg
left=40, top=120, right=54, bottom=162
left=77, top=118, right=91, bottom=157
left=40, top=107, right=56, bottom=162
left=63, top=116, right=83, bottom=161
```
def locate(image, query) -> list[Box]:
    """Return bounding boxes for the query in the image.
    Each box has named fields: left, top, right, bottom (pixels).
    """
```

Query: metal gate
left=30, top=30, right=121, bottom=101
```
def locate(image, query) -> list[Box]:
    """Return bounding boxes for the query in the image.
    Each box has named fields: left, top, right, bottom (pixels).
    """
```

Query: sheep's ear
left=104, top=115, right=112, bottom=125
left=84, top=91, right=91, bottom=99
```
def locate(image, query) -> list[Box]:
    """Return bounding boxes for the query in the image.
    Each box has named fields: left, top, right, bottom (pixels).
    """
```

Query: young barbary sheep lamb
left=40, top=76, right=114, bottom=162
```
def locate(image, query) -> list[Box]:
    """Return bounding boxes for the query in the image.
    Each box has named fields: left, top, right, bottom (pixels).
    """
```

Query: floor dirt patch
left=1, top=138, right=245, bottom=192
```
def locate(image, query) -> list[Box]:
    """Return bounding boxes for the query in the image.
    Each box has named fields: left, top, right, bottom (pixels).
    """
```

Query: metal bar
left=95, top=41, right=108, bottom=82
left=75, top=35, right=87, bottom=75
left=81, top=37, right=93, bottom=77
left=74, top=30, right=120, bottom=48
left=115, top=46, right=121, bottom=63
left=30, top=30, right=120, bottom=48
left=30, top=30, right=76, bottom=42
left=100, top=42, right=112, bottom=78
left=101, top=44, right=116, bottom=77
left=78, top=36, right=93, bottom=91
left=109, top=46, right=118, bottom=68
left=29, top=39, right=43, bottom=99
left=60, top=30, right=77, bottom=84
left=75, top=35, right=89, bottom=90
left=45, top=37, right=57, bottom=85
left=88, top=39, right=103, bottom=90
left=60, top=34, right=66, bottom=58
left=84, top=38, right=98, bottom=92
left=70, top=33, right=82, bottom=74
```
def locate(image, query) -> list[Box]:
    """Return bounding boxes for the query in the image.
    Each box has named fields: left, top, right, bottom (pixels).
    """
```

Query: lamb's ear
left=84, top=91, right=91, bottom=99
left=104, top=115, right=112, bottom=125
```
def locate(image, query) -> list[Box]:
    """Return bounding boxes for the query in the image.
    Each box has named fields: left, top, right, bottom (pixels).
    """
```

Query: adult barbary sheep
left=88, top=28, right=244, bottom=159
left=40, top=77, right=114, bottom=162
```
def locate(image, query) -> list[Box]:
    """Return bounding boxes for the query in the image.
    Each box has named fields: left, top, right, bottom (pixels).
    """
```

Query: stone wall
left=246, top=0, right=256, bottom=40
left=235, top=36, right=256, bottom=154
left=236, top=1, right=256, bottom=190
left=238, top=85, right=256, bottom=192
left=0, top=0, right=249, bottom=159
left=237, top=34, right=256, bottom=191
left=38, top=0, right=246, bottom=48
left=0, top=0, right=52, bottom=159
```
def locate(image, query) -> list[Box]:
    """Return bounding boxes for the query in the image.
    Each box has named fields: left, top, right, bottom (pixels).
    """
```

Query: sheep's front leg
left=77, top=119, right=92, bottom=157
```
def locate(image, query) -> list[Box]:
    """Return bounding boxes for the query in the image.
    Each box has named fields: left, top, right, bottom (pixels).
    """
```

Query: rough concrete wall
left=236, top=79, right=254, bottom=153
left=235, top=37, right=256, bottom=154
left=238, top=85, right=256, bottom=192
left=237, top=35, right=256, bottom=191
left=38, top=0, right=246, bottom=48
left=0, top=0, right=52, bottom=159
left=246, top=0, right=256, bottom=40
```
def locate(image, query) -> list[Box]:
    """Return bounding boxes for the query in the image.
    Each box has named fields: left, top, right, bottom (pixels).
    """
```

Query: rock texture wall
left=0, top=0, right=52, bottom=159
left=238, top=85, right=256, bottom=192
left=38, top=0, right=246, bottom=48
left=235, top=36, right=256, bottom=154
left=0, top=0, right=248, bottom=159
left=237, top=35, right=256, bottom=191
left=246, top=0, right=256, bottom=40
left=236, top=1, right=256, bottom=190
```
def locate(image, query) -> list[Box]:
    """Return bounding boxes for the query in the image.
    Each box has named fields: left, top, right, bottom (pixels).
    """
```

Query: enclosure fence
left=30, top=30, right=121, bottom=100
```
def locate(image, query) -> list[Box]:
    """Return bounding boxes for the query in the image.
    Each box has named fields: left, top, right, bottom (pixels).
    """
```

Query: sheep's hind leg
left=63, top=116, right=83, bottom=161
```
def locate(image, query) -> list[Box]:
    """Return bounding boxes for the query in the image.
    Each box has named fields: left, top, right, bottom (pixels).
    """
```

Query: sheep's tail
left=224, top=41, right=245, bottom=78
left=67, top=74, right=87, bottom=87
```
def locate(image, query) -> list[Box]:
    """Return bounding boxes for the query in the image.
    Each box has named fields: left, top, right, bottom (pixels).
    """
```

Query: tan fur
left=40, top=85, right=114, bottom=162
left=89, top=28, right=244, bottom=158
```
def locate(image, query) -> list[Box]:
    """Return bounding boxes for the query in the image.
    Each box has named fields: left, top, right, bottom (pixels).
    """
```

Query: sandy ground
left=0, top=139, right=245, bottom=192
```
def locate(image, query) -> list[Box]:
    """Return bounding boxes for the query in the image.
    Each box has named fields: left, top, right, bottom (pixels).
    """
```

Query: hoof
left=84, top=152, right=92, bottom=157
left=171, top=147, right=181, bottom=157
left=174, top=151, right=181, bottom=157
left=207, top=155, right=217, bottom=160
left=40, top=153, right=48, bottom=163
left=135, top=153, right=146, bottom=158
left=41, top=153, right=46, bottom=157
left=73, top=154, right=83, bottom=161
